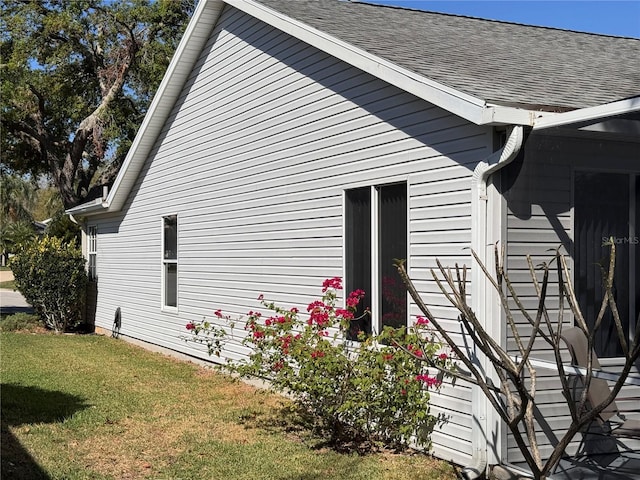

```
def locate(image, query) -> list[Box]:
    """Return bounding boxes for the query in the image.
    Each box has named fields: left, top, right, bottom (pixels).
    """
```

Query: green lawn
left=0, top=279, right=16, bottom=289
left=1, top=333, right=458, bottom=480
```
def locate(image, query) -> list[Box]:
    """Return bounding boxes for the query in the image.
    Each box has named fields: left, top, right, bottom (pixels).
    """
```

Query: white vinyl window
left=88, top=226, right=97, bottom=281
left=162, top=215, right=178, bottom=310
left=345, top=182, right=408, bottom=339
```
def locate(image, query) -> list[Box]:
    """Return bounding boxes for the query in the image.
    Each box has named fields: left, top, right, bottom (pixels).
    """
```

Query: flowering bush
left=185, top=277, right=454, bottom=450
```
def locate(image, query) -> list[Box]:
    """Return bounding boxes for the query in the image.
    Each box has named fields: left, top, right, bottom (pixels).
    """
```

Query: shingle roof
left=255, top=0, right=640, bottom=111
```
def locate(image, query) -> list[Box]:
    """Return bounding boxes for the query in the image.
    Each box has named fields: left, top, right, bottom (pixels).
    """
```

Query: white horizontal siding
left=90, top=5, right=493, bottom=464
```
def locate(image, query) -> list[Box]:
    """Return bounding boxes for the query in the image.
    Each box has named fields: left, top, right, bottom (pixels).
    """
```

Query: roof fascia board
left=65, top=198, right=105, bottom=217
left=533, top=96, right=640, bottom=130
left=226, top=0, right=534, bottom=126
left=482, top=104, right=538, bottom=126
left=104, top=0, right=225, bottom=213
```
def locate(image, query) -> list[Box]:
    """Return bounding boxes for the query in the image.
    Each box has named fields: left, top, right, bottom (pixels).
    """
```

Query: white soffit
left=533, top=96, right=640, bottom=131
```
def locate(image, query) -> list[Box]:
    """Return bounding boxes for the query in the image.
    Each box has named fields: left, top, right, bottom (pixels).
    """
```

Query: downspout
left=462, top=125, right=525, bottom=480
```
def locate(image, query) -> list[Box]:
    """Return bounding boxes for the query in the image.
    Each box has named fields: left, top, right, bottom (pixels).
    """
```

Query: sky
left=364, top=1, right=640, bottom=38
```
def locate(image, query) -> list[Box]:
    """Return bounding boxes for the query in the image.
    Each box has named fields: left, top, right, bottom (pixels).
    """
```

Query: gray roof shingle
left=255, top=0, right=640, bottom=111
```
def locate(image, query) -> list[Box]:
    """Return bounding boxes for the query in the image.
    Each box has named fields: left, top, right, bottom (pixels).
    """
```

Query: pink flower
left=307, top=300, right=325, bottom=312
left=407, top=344, right=424, bottom=358
left=416, top=316, right=429, bottom=326
left=346, top=289, right=365, bottom=308
left=290, top=307, right=299, bottom=314
left=265, top=318, right=272, bottom=326
left=346, top=298, right=358, bottom=308
left=322, top=277, right=343, bottom=292
left=416, top=374, right=441, bottom=388
left=310, top=310, right=329, bottom=326
left=318, top=330, right=329, bottom=337
left=185, top=323, right=195, bottom=331
left=311, top=350, right=325, bottom=359
left=253, top=330, right=265, bottom=339
left=438, top=353, right=448, bottom=360
left=335, top=308, right=354, bottom=320
left=258, top=294, right=264, bottom=300
left=214, top=309, right=223, bottom=318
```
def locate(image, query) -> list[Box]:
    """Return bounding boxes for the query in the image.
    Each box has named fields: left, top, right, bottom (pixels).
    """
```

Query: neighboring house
left=67, top=0, right=640, bottom=476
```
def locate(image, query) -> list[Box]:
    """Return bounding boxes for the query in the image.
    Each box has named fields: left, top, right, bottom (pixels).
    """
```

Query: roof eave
left=65, top=198, right=107, bottom=218
left=227, top=0, right=539, bottom=127
left=532, top=96, right=640, bottom=130
left=103, top=0, right=225, bottom=214
left=97, top=0, right=579, bottom=219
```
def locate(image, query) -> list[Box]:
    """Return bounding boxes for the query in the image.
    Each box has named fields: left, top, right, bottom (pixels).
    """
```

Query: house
left=67, top=0, right=640, bottom=477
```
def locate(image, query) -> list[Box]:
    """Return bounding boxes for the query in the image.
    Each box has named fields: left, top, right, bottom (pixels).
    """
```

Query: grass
left=0, top=313, right=42, bottom=332
left=0, top=266, right=15, bottom=289
left=0, top=279, right=16, bottom=289
left=1, top=332, right=458, bottom=480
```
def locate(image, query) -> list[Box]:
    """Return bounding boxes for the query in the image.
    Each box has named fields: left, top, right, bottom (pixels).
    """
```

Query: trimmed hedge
left=10, top=237, right=87, bottom=333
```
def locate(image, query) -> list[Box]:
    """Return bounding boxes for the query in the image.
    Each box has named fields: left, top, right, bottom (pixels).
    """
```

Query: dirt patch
left=77, top=378, right=283, bottom=479
left=78, top=413, right=262, bottom=479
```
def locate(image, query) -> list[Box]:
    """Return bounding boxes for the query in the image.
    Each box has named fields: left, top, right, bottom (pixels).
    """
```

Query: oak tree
left=1, top=0, right=194, bottom=208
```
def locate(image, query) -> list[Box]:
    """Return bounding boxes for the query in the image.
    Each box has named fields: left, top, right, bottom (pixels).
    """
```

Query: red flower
left=310, top=310, right=329, bottom=326
left=335, top=308, right=354, bottom=320
left=290, top=307, right=299, bottom=314
left=439, top=353, right=448, bottom=360
left=311, top=350, right=326, bottom=359
left=322, top=277, right=343, bottom=292
left=416, top=316, right=429, bottom=326
left=186, top=323, right=195, bottom=331
left=258, top=294, right=264, bottom=300
left=416, top=374, right=441, bottom=388
left=214, top=309, right=223, bottom=318
left=307, top=300, right=325, bottom=312
left=346, top=289, right=365, bottom=308
left=407, top=344, right=424, bottom=358
left=253, top=331, right=265, bottom=339
left=265, top=318, right=272, bottom=326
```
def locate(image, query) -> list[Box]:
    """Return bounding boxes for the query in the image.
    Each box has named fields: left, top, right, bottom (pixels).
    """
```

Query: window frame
left=161, top=214, right=179, bottom=312
left=573, top=169, right=638, bottom=358
left=344, top=181, right=409, bottom=336
left=87, top=225, right=97, bottom=281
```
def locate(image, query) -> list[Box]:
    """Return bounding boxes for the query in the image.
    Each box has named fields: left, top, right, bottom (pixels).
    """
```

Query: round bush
left=10, top=237, right=87, bottom=333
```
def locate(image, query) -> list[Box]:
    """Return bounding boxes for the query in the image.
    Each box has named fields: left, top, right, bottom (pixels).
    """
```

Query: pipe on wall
left=462, top=125, right=525, bottom=480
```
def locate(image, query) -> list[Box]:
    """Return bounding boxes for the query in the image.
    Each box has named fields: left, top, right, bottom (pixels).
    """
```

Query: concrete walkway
left=0, top=269, right=15, bottom=283
left=0, top=270, right=34, bottom=315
